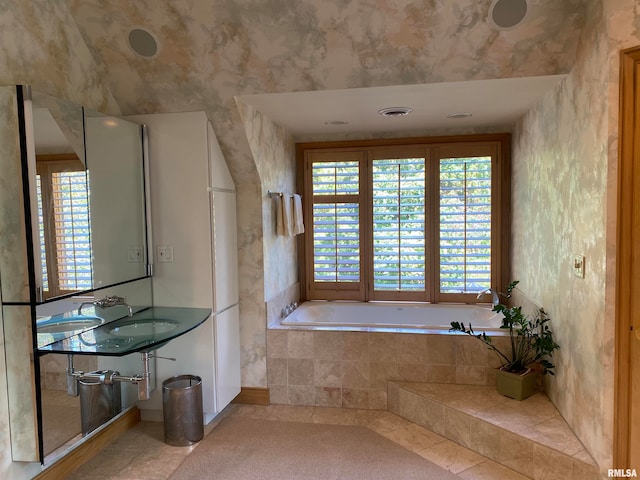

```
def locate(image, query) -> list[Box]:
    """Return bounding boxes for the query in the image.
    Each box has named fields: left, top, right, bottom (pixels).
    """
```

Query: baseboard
left=232, top=387, right=270, bottom=406
left=34, top=407, right=141, bottom=480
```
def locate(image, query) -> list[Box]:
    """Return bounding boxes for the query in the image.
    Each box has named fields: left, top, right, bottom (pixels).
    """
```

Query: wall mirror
left=0, top=85, right=154, bottom=465
left=29, top=89, right=149, bottom=302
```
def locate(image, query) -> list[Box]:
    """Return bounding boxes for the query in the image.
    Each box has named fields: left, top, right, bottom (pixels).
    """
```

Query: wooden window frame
left=36, top=153, right=90, bottom=299
left=296, top=133, right=511, bottom=304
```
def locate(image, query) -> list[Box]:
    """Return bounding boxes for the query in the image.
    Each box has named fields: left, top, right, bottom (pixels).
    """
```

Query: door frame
left=615, top=45, right=640, bottom=468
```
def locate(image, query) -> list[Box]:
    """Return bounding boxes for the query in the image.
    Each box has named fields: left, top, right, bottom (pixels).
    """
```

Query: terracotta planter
left=495, top=367, right=537, bottom=400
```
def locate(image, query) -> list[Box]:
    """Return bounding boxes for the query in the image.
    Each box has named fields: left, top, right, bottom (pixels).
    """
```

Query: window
left=36, top=154, right=93, bottom=299
left=299, top=135, right=509, bottom=303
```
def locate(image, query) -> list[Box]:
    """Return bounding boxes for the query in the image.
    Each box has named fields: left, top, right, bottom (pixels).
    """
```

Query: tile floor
left=65, top=403, right=530, bottom=480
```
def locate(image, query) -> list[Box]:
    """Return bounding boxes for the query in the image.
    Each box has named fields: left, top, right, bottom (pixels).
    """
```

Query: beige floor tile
left=382, top=423, right=447, bottom=452
left=312, top=406, right=359, bottom=424
left=229, top=404, right=276, bottom=418
left=117, top=449, right=188, bottom=480
left=269, top=404, right=315, bottom=421
left=526, top=415, right=584, bottom=455
left=459, top=460, right=531, bottom=480
left=416, top=439, right=486, bottom=474
left=360, top=410, right=413, bottom=434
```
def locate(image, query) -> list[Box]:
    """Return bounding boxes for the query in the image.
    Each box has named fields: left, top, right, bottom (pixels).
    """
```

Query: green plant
left=450, top=281, right=560, bottom=375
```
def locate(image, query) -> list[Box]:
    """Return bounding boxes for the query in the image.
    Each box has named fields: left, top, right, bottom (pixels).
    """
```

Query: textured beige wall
left=511, top=0, right=640, bottom=471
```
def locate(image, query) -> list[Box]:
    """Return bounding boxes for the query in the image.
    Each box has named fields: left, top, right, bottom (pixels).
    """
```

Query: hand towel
left=293, top=194, right=305, bottom=235
left=275, top=195, right=285, bottom=236
left=277, top=194, right=294, bottom=236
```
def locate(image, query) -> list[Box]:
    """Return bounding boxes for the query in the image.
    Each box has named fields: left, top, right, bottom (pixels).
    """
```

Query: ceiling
left=65, top=0, right=587, bottom=165
left=237, top=74, right=567, bottom=136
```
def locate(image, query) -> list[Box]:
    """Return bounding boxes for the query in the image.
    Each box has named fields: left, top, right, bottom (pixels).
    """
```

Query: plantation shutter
left=438, top=145, right=493, bottom=299
left=300, top=137, right=505, bottom=303
left=51, top=170, right=93, bottom=290
left=370, top=154, right=427, bottom=300
left=37, top=157, right=93, bottom=298
left=306, top=151, right=365, bottom=300
left=36, top=174, right=49, bottom=291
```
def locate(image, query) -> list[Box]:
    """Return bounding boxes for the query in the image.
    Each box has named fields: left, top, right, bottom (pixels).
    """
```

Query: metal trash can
left=79, top=370, right=122, bottom=436
left=162, top=374, right=203, bottom=446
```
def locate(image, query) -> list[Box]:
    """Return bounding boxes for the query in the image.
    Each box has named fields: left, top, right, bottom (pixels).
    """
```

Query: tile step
left=387, top=381, right=599, bottom=480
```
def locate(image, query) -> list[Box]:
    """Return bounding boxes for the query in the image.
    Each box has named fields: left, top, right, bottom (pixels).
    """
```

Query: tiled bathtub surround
left=266, top=328, right=513, bottom=409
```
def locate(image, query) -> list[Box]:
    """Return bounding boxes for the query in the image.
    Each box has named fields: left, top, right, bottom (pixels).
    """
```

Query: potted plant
left=450, top=281, right=560, bottom=400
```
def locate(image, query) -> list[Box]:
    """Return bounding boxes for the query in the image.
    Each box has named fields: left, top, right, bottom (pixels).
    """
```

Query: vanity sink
left=37, top=316, right=103, bottom=334
left=38, top=307, right=211, bottom=356
left=107, top=319, right=180, bottom=337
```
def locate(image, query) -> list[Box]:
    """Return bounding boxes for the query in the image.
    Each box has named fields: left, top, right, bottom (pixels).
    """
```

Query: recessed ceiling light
left=127, top=28, right=159, bottom=58
left=489, top=0, right=528, bottom=30
left=325, top=120, right=349, bottom=126
left=378, top=107, right=413, bottom=117
left=446, top=112, right=473, bottom=119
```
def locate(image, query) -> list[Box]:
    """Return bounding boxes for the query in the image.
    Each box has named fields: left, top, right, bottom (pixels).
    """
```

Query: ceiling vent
left=489, top=0, right=528, bottom=30
left=378, top=107, right=413, bottom=117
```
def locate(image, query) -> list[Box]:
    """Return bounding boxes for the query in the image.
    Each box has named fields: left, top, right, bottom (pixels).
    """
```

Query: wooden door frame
left=615, top=45, right=640, bottom=468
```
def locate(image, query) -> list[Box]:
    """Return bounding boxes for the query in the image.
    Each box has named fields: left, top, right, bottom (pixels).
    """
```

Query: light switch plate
left=573, top=254, right=585, bottom=278
left=157, top=245, right=174, bottom=263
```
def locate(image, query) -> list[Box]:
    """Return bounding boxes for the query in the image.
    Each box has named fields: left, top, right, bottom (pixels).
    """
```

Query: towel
left=275, top=195, right=285, bottom=236
left=293, top=194, right=304, bottom=235
left=276, top=194, right=293, bottom=236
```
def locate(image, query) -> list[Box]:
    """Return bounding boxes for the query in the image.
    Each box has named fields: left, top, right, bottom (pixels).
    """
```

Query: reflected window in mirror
left=36, top=154, right=93, bottom=299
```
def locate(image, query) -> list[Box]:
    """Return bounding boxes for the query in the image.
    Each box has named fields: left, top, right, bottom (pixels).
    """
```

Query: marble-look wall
left=0, top=1, right=119, bottom=477
left=236, top=100, right=299, bottom=386
left=510, top=0, right=640, bottom=471
left=236, top=101, right=298, bottom=304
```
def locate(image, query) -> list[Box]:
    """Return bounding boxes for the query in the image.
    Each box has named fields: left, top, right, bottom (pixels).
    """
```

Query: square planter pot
left=495, top=368, right=537, bottom=400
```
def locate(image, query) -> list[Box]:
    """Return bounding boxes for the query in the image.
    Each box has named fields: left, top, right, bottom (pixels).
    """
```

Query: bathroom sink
left=107, top=319, right=180, bottom=337
left=37, top=316, right=103, bottom=334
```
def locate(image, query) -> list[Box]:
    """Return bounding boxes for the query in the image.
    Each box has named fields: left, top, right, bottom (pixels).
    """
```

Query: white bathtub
left=280, top=301, right=502, bottom=331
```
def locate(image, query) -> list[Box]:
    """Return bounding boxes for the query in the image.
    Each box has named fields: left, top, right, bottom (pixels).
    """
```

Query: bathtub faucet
left=281, top=302, right=299, bottom=319
left=476, top=288, right=499, bottom=307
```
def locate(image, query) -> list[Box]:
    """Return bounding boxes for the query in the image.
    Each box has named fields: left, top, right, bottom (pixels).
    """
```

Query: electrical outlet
left=157, top=245, right=174, bottom=263
left=573, top=254, right=585, bottom=278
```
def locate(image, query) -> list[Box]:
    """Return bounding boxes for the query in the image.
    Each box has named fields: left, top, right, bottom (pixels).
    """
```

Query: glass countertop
left=37, top=307, right=211, bottom=356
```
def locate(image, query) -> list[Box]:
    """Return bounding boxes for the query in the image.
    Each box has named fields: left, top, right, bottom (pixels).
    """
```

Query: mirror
left=84, top=109, right=148, bottom=289
left=30, top=90, right=149, bottom=301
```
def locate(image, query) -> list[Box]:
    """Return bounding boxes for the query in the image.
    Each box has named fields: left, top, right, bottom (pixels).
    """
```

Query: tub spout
left=477, top=288, right=499, bottom=307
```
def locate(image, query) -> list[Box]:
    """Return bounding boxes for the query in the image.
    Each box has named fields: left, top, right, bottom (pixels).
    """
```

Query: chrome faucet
left=477, top=288, right=499, bottom=307
left=78, top=295, right=133, bottom=317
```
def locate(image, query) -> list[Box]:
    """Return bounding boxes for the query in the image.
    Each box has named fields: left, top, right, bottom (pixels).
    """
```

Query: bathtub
left=280, top=301, right=501, bottom=331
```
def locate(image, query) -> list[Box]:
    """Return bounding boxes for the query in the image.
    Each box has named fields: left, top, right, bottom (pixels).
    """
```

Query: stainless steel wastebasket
left=79, top=371, right=122, bottom=436
left=162, top=374, right=203, bottom=446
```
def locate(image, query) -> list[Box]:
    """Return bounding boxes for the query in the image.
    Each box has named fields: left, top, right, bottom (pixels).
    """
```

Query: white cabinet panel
left=211, top=191, right=239, bottom=312
left=214, top=305, right=241, bottom=411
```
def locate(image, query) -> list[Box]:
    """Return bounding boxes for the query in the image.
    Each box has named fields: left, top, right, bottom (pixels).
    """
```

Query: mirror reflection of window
left=36, top=154, right=93, bottom=299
